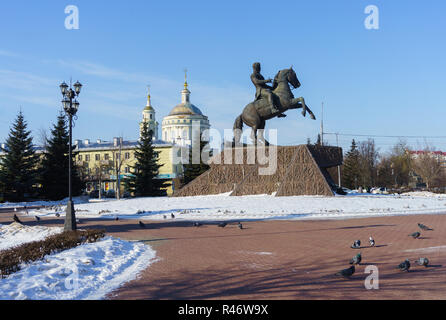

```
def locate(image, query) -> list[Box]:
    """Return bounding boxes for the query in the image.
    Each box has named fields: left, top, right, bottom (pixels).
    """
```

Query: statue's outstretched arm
left=251, top=74, right=272, bottom=86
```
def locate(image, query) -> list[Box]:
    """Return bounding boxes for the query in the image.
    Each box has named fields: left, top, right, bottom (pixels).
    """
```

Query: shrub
left=0, top=229, right=105, bottom=278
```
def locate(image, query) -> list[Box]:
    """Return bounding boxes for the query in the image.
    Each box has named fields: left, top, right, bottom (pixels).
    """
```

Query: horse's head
left=287, top=67, right=301, bottom=89
left=273, top=67, right=301, bottom=89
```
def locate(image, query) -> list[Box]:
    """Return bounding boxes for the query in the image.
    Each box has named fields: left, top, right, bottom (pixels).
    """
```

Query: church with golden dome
left=143, top=73, right=210, bottom=146
left=70, top=73, right=211, bottom=196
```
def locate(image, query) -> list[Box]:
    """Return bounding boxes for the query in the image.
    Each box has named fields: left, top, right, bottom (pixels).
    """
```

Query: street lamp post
left=60, top=80, right=82, bottom=231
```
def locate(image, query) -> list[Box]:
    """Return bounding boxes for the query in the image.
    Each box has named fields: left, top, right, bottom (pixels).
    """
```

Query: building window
left=125, top=167, right=130, bottom=173
left=95, top=154, right=100, bottom=161
left=104, top=154, right=109, bottom=160
left=125, top=152, right=130, bottom=159
left=85, top=154, right=90, bottom=161
left=78, top=155, right=82, bottom=161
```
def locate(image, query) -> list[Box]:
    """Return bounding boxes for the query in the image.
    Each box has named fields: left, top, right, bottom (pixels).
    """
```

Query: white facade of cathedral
left=141, top=78, right=210, bottom=146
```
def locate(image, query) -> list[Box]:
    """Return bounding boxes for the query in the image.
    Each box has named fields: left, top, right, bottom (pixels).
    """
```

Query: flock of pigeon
left=13, top=213, right=81, bottom=225
left=336, top=223, right=435, bottom=278
left=13, top=208, right=245, bottom=231
left=136, top=212, right=244, bottom=230
left=138, top=217, right=244, bottom=229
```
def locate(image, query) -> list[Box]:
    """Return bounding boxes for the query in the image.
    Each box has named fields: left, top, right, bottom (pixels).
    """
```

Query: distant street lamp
left=60, top=80, right=82, bottom=231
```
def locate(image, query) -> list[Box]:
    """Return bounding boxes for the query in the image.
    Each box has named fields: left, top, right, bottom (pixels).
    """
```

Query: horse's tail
left=233, top=114, right=243, bottom=146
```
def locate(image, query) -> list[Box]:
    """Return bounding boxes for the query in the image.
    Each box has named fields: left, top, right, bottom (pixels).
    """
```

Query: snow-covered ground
left=27, top=192, right=446, bottom=222
left=0, top=196, right=89, bottom=209
left=0, top=224, right=157, bottom=300
left=2, top=191, right=446, bottom=300
left=0, top=223, right=63, bottom=251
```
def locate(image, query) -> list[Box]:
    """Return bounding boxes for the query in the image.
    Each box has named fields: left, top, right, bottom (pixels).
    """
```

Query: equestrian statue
left=233, top=62, right=316, bottom=146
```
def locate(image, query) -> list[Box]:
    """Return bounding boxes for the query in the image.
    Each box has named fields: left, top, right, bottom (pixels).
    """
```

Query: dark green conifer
left=124, top=122, right=168, bottom=196
left=342, top=139, right=361, bottom=189
left=0, top=111, right=39, bottom=202
left=39, top=111, right=83, bottom=200
left=181, top=134, right=211, bottom=186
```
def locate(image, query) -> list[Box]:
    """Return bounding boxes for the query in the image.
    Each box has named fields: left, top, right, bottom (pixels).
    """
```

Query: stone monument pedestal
left=174, top=145, right=343, bottom=197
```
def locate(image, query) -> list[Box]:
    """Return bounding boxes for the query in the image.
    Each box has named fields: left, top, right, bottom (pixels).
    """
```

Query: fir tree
left=38, top=111, right=83, bottom=200
left=124, top=123, right=168, bottom=197
left=181, top=134, right=211, bottom=186
left=0, top=111, right=40, bottom=202
left=342, top=139, right=361, bottom=189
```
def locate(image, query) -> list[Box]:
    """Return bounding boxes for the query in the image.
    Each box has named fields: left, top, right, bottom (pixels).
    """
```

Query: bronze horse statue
left=233, top=67, right=316, bottom=146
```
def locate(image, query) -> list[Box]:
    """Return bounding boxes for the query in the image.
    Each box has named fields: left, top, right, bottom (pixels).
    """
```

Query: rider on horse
left=250, top=62, right=286, bottom=118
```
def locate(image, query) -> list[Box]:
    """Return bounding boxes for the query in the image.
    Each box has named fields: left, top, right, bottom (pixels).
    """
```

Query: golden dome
left=168, top=102, right=203, bottom=116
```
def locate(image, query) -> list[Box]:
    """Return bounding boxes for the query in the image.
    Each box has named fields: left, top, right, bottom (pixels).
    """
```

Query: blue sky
left=1, top=0, right=445, bottom=153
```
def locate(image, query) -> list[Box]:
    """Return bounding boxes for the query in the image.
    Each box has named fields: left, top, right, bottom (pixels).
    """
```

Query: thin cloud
left=0, top=70, right=56, bottom=90
left=0, top=50, right=20, bottom=58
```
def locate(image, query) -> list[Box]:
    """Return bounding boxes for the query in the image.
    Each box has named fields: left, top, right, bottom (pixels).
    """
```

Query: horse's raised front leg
left=306, top=106, right=316, bottom=120
left=296, top=97, right=307, bottom=117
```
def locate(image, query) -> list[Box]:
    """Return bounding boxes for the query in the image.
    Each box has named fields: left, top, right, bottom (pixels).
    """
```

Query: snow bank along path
left=29, top=192, right=446, bottom=222
left=0, top=223, right=63, bottom=251
left=0, top=236, right=157, bottom=300
left=0, top=224, right=157, bottom=300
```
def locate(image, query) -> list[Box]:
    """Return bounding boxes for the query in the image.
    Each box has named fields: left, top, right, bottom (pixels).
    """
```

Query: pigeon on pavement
left=416, top=257, right=429, bottom=267
left=369, top=236, right=375, bottom=247
left=139, top=221, right=146, bottom=228
left=335, top=265, right=355, bottom=278
left=13, top=214, right=22, bottom=224
left=238, top=222, right=243, bottom=230
left=218, top=222, right=227, bottom=228
left=55, top=213, right=60, bottom=218
left=351, top=240, right=361, bottom=249
left=418, top=223, right=433, bottom=231
left=398, top=259, right=411, bottom=272
left=35, top=216, right=40, bottom=222
left=350, top=253, right=362, bottom=265
left=115, top=216, right=119, bottom=221
left=409, top=232, right=421, bottom=239
left=171, top=213, right=175, bottom=219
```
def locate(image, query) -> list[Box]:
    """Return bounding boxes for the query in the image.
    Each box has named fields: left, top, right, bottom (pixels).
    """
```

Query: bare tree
left=376, top=155, right=394, bottom=188
left=358, top=139, right=379, bottom=188
left=111, top=137, right=128, bottom=200
left=92, top=160, right=113, bottom=200
left=412, top=146, right=443, bottom=190
left=37, top=127, right=49, bottom=149
left=388, top=140, right=412, bottom=188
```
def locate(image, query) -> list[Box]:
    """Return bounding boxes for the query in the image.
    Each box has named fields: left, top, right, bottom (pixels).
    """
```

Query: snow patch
left=0, top=223, right=63, bottom=251
left=30, top=193, right=446, bottom=222
left=0, top=236, right=157, bottom=300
